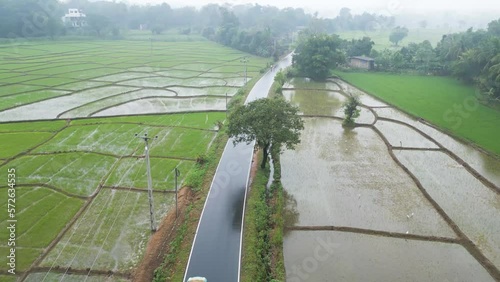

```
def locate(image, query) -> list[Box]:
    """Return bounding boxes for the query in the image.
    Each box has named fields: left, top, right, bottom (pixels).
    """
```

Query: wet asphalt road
left=183, top=54, right=293, bottom=282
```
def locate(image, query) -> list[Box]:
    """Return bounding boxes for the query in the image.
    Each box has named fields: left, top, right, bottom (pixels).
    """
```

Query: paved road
left=183, top=54, right=293, bottom=282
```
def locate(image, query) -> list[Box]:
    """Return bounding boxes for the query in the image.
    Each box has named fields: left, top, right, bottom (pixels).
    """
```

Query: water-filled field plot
left=281, top=118, right=454, bottom=237
left=284, top=231, right=494, bottom=282
left=0, top=41, right=269, bottom=122
left=0, top=111, right=229, bottom=279
left=281, top=79, right=500, bottom=281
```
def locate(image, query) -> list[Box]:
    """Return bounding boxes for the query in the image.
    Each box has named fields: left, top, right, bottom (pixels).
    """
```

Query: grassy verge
left=240, top=147, right=285, bottom=282
left=152, top=71, right=269, bottom=281
left=334, top=71, right=500, bottom=156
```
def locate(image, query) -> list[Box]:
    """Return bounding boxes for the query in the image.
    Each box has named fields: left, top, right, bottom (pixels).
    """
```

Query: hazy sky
left=118, top=0, right=500, bottom=16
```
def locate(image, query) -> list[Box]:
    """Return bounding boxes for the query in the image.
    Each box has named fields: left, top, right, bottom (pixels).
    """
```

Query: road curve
left=183, top=54, right=293, bottom=282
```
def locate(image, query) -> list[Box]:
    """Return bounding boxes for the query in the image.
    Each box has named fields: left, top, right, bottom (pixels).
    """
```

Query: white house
left=63, top=9, right=87, bottom=27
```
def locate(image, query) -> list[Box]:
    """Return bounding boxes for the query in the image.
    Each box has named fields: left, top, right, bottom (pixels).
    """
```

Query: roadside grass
left=241, top=149, right=286, bottom=282
left=334, top=71, right=500, bottom=156
left=241, top=151, right=270, bottom=282
left=0, top=186, right=84, bottom=272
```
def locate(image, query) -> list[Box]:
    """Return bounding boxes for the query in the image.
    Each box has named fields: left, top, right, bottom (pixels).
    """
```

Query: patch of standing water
left=60, top=89, right=177, bottom=118
left=168, top=86, right=238, bottom=97
left=93, top=72, right=153, bottom=82
left=93, top=97, right=226, bottom=117
left=375, top=107, right=500, bottom=187
left=0, top=86, right=138, bottom=121
left=282, top=89, right=346, bottom=116
left=280, top=118, right=455, bottom=237
left=284, top=231, right=495, bottom=282
left=375, top=120, right=439, bottom=148
left=395, top=150, right=500, bottom=269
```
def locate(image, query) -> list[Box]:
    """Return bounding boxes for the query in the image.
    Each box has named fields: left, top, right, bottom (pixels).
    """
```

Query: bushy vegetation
left=241, top=149, right=285, bottom=282
left=342, top=96, right=361, bottom=127
left=293, top=34, right=346, bottom=81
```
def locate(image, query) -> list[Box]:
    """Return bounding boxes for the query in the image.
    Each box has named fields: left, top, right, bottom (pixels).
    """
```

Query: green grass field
left=334, top=71, right=500, bottom=156
left=336, top=28, right=455, bottom=50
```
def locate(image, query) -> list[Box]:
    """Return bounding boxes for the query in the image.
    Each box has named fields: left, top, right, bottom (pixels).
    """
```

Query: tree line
left=292, top=19, right=500, bottom=102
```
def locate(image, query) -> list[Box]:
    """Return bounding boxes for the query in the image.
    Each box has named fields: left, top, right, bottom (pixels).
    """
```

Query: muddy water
left=395, top=150, right=500, bottom=269
left=282, top=89, right=346, bottom=116
left=93, top=97, right=226, bottom=117
left=375, top=120, right=439, bottom=148
left=284, top=77, right=341, bottom=91
left=280, top=118, right=454, bottom=237
left=375, top=107, right=500, bottom=187
left=283, top=231, right=494, bottom=282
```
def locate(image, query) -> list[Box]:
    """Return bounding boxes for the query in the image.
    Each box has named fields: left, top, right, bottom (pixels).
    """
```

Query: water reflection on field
left=281, top=79, right=500, bottom=281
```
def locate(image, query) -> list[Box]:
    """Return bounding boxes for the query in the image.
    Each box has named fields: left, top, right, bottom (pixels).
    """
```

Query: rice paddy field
left=334, top=71, right=500, bottom=156
left=280, top=77, right=500, bottom=281
left=0, top=40, right=270, bottom=281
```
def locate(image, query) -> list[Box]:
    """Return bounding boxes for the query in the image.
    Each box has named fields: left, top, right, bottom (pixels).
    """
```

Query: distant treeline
left=361, top=19, right=500, bottom=101
left=0, top=0, right=395, bottom=59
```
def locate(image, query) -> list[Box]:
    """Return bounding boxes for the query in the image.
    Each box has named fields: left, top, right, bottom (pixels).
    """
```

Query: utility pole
left=240, top=57, right=249, bottom=85
left=174, top=168, right=180, bottom=218
left=135, top=133, right=158, bottom=232
left=225, top=92, right=228, bottom=118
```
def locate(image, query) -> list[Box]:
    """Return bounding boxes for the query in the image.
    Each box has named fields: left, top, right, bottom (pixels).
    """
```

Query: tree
left=346, top=36, right=374, bottom=57
left=227, top=98, right=304, bottom=168
left=342, top=96, right=361, bottom=127
left=87, top=14, right=110, bottom=37
left=293, top=34, right=345, bottom=81
left=487, top=18, right=500, bottom=36
left=389, top=26, right=409, bottom=46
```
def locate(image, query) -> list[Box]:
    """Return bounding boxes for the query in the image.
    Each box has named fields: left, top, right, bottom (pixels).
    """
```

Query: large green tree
left=227, top=98, right=304, bottom=168
left=292, top=33, right=345, bottom=81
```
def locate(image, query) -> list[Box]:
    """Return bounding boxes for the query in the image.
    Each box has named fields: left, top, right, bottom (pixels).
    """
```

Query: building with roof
left=63, top=9, right=87, bottom=28
left=349, top=56, right=375, bottom=70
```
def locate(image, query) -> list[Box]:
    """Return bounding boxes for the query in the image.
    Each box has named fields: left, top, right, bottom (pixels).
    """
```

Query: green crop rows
left=0, top=38, right=269, bottom=280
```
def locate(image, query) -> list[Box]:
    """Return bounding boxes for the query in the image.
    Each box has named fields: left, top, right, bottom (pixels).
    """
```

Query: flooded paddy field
left=284, top=231, right=494, bottom=282
left=281, top=79, right=500, bottom=281
left=0, top=41, right=269, bottom=122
